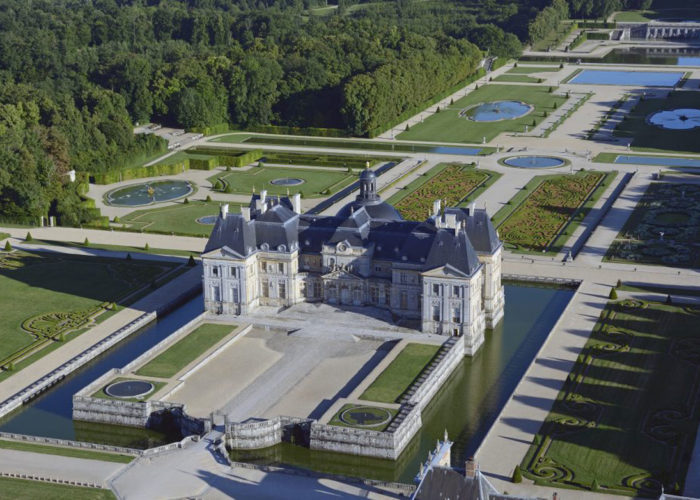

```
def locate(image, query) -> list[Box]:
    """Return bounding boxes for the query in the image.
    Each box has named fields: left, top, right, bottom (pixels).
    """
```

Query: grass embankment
left=387, top=163, right=500, bottom=221
left=135, top=323, right=235, bottom=379
left=0, top=439, right=134, bottom=464
left=521, top=299, right=700, bottom=496
left=493, top=171, right=615, bottom=253
left=360, top=343, right=440, bottom=403
left=0, top=477, right=115, bottom=500
left=32, top=239, right=198, bottom=258
left=119, top=200, right=241, bottom=237
left=397, top=84, right=567, bottom=144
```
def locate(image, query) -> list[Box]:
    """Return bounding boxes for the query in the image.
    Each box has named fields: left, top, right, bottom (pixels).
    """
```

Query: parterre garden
left=615, top=91, right=700, bottom=154
left=520, top=298, right=700, bottom=497
left=397, top=84, right=567, bottom=143
left=387, top=163, right=499, bottom=221
left=0, top=250, right=177, bottom=376
left=119, top=200, right=240, bottom=237
left=605, top=183, right=700, bottom=268
left=494, top=171, right=613, bottom=253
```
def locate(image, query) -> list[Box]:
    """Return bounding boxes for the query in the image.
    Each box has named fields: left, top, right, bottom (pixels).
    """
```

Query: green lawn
left=0, top=477, right=115, bottom=500
left=328, top=404, right=398, bottom=432
left=494, top=171, right=613, bottom=253
left=397, top=84, right=566, bottom=143
left=0, top=232, right=9, bottom=241
left=119, top=200, right=241, bottom=237
left=521, top=299, right=700, bottom=496
left=360, top=343, right=440, bottom=403
left=614, top=8, right=700, bottom=22
left=507, top=66, right=560, bottom=75
left=33, top=239, right=199, bottom=258
left=0, top=251, right=176, bottom=367
left=135, top=323, right=235, bottom=378
left=494, top=75, right=542, bottom=84
left=615, top=91, right=700, bottom=154
left=210, top=166, right=355, bottom=198
left=92, top=377, right=168, bottom=402
left=213, top=134, right=496, bottom=155
left=387, top=163, right=500, bottom=221
left=594, top=152, right=700, bottom=164
left=0, top=439, right=134, bottom=464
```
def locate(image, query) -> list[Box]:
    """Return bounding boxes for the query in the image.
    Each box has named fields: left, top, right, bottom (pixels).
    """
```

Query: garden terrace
left=387, top=163, right=500, bottom=221
left=328, top=404, right=399, bottom=432
left=91, top=377, right=167, bottom=403
left=605, top=183, right=700, bottom=268
left=397, top=84, right=568, bottom=144
left=615, top=91, right=700, bottom=154
left=0, top=251, right=178, bottom=377
left=521, top=299, right=700, bottom=496
left=209, top=166, right=356, bottom=198
left=359, top=343, right=440, bottom=404
left=493, top=171, right=613, bottom=254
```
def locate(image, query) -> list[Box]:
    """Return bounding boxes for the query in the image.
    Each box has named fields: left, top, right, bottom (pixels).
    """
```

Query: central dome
left=336, top=169, right=403, bottom=221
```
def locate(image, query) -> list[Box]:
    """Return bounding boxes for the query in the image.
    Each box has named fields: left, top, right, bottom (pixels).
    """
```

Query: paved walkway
left=110, top=433, right=401, bottom=499
left=0, top=448, right=126, bottom=487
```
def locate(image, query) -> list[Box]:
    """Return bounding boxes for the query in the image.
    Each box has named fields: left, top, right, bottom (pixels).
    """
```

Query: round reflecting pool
left=269, top=178, right=305, bottom=186
left=648, top=109, right=700, bottom=130
left=463, top=100, right=533, bottom=122
left=105, top=380, right=154, bottom=399
left=503, top=156, right=566, bottom=168
left=339, top=406, right=393, bottom=428
left=106, top=180, right=193, bottom=206
left=196, top=215, right=218, bottom=225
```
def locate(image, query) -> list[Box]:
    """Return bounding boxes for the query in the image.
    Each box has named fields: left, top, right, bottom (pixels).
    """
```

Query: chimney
left=293, top=193, right=301, bottom=214
left=220, top=203, right=229, bottom=219
left=432, top=199, right=441, bottom=217
left=445, top=212, right=457, bottom=229
left=241, top=206, right=251, bottom=221
left=469, top=202, right=476, bottom=214
left=465, top=458, right=477, bottom=478
left=260, top=189, right=267, bottom=205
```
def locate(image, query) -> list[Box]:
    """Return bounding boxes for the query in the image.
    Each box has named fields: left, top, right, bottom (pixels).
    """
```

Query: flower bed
left=393, top=164, right=489, bottom=221
left=499, top=172, right=603, bottom=252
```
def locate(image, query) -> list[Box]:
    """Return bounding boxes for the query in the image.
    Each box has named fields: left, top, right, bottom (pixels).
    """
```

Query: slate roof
left=414, top=467, right=494, bottom=500
left=446, top=207, right=501, bottom=254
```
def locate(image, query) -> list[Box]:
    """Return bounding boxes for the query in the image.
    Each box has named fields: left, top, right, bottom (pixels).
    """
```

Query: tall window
left=453, top=285, right=460, bottom=297
left=400, top=291, right=408, bottom=309
left=212, top=266, right=219, bottom=277
left=452, top=306, right=461, bottom=323
left=278, top=262, right=284, bottom=273
left=232, top=287, right=239, bottom=303
left=432, top=283, right=440, bottom=295
left=314, top=281, right=322, bottom=298
left=279, top=282, right=287, bottom=299
left=230, top=267, right=237, bottom=278
left=400, top=273, right=408, bottom=284
left=213, top=286, right=220, bottom=302
left=370, top=287, right=379, bottom=304
left=432, top=304, right=440, bottom=321
left=262, top=280, right=269, bottom=298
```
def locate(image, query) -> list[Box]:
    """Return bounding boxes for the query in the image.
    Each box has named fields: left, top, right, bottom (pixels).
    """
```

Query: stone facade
left=202, top=170, right=504, bottom=354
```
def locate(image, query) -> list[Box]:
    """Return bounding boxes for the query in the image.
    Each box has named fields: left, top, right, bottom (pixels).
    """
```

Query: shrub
left=514, top=62, right=518, bottom=67
left=532, top=119, right=537, bottom=127
left=226, top=165, right=231, bottom=172
left=4, top=241, right=11, bottom=251
left=113, top=216, right=120, bottom=223
left=512, top=467, right=522, bottom=483
left=560, top=62, right=564, bottom=69
left=7, top=362, right=15, bottom=371
left=544, top=111, right=549, bottom=118
left=187, top=255, right=196, bottom=267
left=224, top=184, right=233, bottom=194
left=184, top=197, right=190, bottom=204
left=58, top=333, right=66, bottom=342
left=549, top=86, right=554, bottom=93
left=553, top=102, right=558, bottom=109
left=450, top=98, right=454, bottom=105
left=257, top=161, right=265, bottom=168
left=666, top=294, right=672, bottom=304
left=616, top=279, right=622, bottom=288
left=125, top=253, right=132, bottom=260
left=25, top=232, right=33, bottom=242
left=405, top=123, right=410, bottom=131
left=592, top=479, right=599, bottom=491
left=206, top=195, right=212, bottom=202
left=435, top=106, right=441, bottom=113
left=84, top=238, right=89, bottom=246
left=609, top=288, right=617, bottom=300
left=144, top=243, right=150, bottom=251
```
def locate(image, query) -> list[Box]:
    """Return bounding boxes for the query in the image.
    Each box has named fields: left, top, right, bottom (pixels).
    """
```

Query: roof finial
left=252, top=185, right=256, bottom=193
left=365, top=160, right=370, bottom=169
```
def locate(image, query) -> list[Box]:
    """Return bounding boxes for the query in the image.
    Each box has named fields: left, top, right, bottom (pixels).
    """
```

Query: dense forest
left=0, top=0, right=640, bottom=224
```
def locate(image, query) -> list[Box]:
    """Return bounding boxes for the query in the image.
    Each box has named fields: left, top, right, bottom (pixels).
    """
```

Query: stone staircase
left=396, top=337, right=459, bottom=406
left=385, top=403, right=417, bottom=434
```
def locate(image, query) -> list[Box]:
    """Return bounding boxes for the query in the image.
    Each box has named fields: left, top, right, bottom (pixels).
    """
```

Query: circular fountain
left=462, top=101, right=533, bottom=122
left=270, top=178, right=305, bottom=186
left=105, top=380, right=155, bottom=399
left=106, top=180, right=193, bottom=207
left=647, top=109, right=700, bottom=130
left=503, top=156, right=566, bottom=169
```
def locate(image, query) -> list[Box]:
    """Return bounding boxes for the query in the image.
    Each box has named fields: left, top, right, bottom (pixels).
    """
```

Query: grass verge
left=0, top=439, right=134, bottom=464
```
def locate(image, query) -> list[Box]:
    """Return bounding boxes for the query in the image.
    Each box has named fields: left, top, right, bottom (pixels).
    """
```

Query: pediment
left=422, top=263, right=469, bottom=279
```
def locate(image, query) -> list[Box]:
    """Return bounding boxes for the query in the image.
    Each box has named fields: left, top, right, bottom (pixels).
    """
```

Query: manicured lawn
left=615, top=91, right=700, bottom=154
left=495, top=171, right=609, bottom=253
left=210, top=166, right=355, bottom=198
left=360, top=343, right=440, bottom=403
left=135, top=323, right=235, bottom=378
left=0, top=232, right=9, bottom=241
left=521, top=299, right=700, bottom=496
left=0, top=439, right=134, bottom=464
left=92, top=377, right=168, bottom=402
left=594, top=152, right=700, bottom=164
left=397, top=84, right=566, bottom=143
left=507, top=66, right=560, bottom=75
left=387, top=163, right=499, bottom=221
left=328, top=404, right=398, bottom=432
left=119, top=200, right=240, bottom=237
left=0, top=251, right=176, bottom=367
left=33, top=239, right=199, bottom=258
left=605, top=183, right=700, bottom=268
left=0, top=477, right=115, bottom=500
left=614, top=8, right=700, bottom=22
left=494, top=75, right=542, bottom=84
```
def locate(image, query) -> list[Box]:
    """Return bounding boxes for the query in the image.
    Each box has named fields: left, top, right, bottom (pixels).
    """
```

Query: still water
left=231, top=283, right=574, bottom=482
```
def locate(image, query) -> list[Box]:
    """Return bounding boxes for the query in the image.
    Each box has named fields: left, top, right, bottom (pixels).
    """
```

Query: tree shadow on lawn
left=0, top=248, right=181, bottom=310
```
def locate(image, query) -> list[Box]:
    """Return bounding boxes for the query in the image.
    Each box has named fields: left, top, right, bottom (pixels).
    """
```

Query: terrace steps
left=396, top=337, right=458, bottom=406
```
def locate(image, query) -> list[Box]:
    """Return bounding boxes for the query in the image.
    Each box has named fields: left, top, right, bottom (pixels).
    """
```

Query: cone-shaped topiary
left=616, top=279, right=622, bottom=288
left=188, top=255, right=196, bottom=267
left=512, top=467, right=522, bottom=483
left=609, top=288, right=617, bottom=300
left=126, top=253, right=132, bottom=260
left=25, top=232, right=33, bottom=241
left=144, top=243, right=150, bottom=251
left=84, top=237, right=89, bottom=246
left=4, top=240, right=11, bottom=251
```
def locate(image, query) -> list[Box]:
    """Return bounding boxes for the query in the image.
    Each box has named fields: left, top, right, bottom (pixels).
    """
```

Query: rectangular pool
left=569, top=70, right=684, bottom=87
left=678, top=57, right=700, bottom=67
left=615, top=155, right=700, bottom=168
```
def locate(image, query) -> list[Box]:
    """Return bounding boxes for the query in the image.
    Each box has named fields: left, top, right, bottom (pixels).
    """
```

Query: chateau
left=202, top=169, right=504, bottom=354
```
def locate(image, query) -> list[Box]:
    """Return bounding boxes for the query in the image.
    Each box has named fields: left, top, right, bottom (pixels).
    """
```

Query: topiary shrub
left=435, top=106, right=441, bottom=113
left=405, top=123, right=410, bottom=131
left=184, top=197, right=190, bottom=204
left=206, top=195, right=212, bottom=202
left=113, top=216, right=120, bottom=223
left=4, top=241, right=11, bottom=251
left=25, top=232, right=33, bottom=242
left=224, top=184, right=233, bottom=194
left=592, top=479, right=599, bottom=491
left=84, top=237, right=89, bottom=246
left=609, top=288, right=618, bottom=300
left=125, top=253, right=132, bottom=260
left=666, top=294, right=672, bottom=304
left=144, top=243, right=150, bottom=251
left=512, top=467, right=522, bottom=483
left=188, top=255, right=196, bottom=267
left=616, top=279, right=622, bottom=288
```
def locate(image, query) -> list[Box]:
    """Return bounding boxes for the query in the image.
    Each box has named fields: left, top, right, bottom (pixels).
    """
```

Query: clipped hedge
left=188, top=123, right=232, bottom=136
left=246, top=124, right=349, bottom=137
left=189, top=156, right=218, bottom=170
left=91, top=160, right=190, bottom=184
